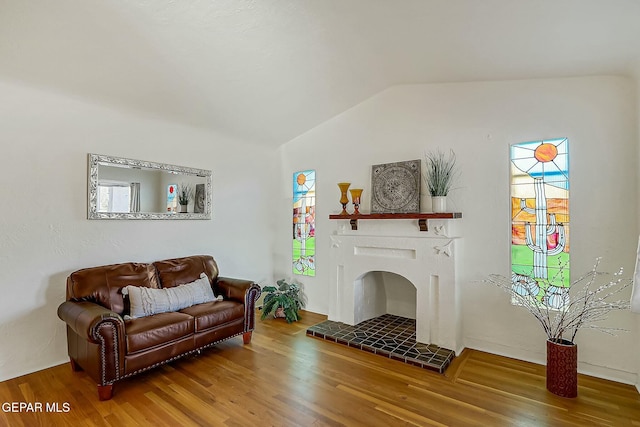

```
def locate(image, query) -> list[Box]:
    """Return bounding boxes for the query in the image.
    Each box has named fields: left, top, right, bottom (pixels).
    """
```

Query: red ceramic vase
left=546, top=339, right=578, bottom=398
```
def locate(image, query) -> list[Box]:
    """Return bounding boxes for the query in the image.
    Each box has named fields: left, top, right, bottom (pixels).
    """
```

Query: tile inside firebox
left=306, top=314, right=455, bottom=374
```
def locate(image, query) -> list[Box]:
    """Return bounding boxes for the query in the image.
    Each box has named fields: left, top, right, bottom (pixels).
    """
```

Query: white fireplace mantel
left=328, top=218, right=463, bottom=354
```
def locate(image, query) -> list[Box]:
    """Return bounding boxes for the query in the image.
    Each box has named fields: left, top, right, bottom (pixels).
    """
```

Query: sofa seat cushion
left=125, top=311, right=194, bottom=354
left=179, top=301, right=244, bottom=332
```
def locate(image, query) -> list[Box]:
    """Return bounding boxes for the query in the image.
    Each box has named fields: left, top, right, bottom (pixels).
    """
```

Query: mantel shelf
left=328, top=212, right=462, bottom=231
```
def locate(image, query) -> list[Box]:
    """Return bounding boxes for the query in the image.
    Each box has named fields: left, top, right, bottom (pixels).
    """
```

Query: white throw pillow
left=122, top=273, right=216, bottom=319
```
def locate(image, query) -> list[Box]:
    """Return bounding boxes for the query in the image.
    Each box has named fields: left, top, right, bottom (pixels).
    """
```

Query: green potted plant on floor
left=260, top=279, right=306, bottom=323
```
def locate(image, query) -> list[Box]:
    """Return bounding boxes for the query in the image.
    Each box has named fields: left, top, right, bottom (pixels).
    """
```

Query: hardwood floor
left=1, top=310, right=639, bottom=426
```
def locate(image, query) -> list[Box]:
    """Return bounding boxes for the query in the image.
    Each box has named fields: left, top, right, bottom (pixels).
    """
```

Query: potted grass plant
left=177, top=183, right=193, bottom=213
left=424, top=149, right=458, bottom=212
left=260, top=279, right=306, bottom=323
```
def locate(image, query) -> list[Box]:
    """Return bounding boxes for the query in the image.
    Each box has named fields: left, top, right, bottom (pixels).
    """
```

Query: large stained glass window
left=511, top=138, right=569, bottom=309
left=293, top=170, right=315, bottom=276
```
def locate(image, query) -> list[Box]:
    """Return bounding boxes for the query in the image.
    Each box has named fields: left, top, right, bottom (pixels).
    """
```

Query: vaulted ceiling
left=2, top=0, right=640, bottom=146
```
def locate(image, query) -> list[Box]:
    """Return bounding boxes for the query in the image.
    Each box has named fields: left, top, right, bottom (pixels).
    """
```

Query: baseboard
left=0, top=357, right=69, bottom=384
left=578, top=361, right=638, bottom=386
left=464, top=337, right=638, bottom=386
left=464, top=337, right=545, bottom=365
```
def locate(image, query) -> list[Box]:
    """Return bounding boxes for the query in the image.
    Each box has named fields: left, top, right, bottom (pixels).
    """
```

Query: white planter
left=431, top=196, right=447, bottom=213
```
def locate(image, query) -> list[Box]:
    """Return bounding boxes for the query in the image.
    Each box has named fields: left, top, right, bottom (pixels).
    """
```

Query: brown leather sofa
left=57, top=255, right=261, bottom=400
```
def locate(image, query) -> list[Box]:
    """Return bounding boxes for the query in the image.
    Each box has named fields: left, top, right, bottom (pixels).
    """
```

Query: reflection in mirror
left=88, top=153, right=212, bottom=220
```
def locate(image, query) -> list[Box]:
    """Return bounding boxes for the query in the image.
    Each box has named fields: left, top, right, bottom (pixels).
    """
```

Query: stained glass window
left=511, top=138, right=569, bottom=309
left=167, top=184, right=177, bottom=213
left=293, top=170, right=315, bottom=276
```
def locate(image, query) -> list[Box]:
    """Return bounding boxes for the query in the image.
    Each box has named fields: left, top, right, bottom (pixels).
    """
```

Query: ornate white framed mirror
left=88, top=153, right=212, bottom=220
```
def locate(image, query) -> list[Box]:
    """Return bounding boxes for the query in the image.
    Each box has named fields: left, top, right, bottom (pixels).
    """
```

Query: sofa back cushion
left=67, top=263, right=159, bottom=314
left=153, top=255, right=219, bottom=289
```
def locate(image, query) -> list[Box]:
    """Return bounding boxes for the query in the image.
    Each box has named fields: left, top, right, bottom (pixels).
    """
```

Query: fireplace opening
left=308, top=271, right=455, bottom=373
left=354, top=271, right=416, bottom=325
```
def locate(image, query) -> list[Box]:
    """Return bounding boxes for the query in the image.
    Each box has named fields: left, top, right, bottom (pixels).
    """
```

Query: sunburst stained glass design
left=511, top=138, right=569, bottom=309
left=293, top=170, right=315, bottom=276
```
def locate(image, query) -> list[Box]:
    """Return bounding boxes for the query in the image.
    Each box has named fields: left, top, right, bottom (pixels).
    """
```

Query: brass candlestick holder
left=337, top=182, right=351, bottom=215
left=349, top=188, right=363, bottom=215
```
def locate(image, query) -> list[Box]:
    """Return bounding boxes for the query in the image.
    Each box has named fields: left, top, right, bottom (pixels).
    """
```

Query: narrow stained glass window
left=293, top=170, right=315, bottom=276
left=167, top=184, right=177, bottom=213
left=511, top=138, right=569, bottom=309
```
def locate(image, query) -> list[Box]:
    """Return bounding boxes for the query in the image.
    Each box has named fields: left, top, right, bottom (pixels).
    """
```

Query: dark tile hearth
left=306, top=314, right=455, bottom=373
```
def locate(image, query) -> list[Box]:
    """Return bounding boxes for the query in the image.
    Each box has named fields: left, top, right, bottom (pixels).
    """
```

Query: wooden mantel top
left=328, top=212, right=462, bottom=231
left=329, top=213, right=462, bottom=220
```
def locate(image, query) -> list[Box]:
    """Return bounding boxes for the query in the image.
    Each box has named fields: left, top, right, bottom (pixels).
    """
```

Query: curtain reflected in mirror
left=130, top=182, right=141, bottom=213
left=88, top=154, right=212, bottom=220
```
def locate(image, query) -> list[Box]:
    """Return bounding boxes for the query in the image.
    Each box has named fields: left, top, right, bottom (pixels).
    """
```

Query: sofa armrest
left=217, top=277, right=261, bottom=332
left=58, top=301, right=126, bottom=385
left=58, top=301, right=124, bottom=343
left=216, top=277, right=261, bottom=304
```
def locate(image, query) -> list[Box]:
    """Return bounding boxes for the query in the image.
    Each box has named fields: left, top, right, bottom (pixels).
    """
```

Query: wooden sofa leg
left=243, top=331, right=252, bottom=344
left=69, top=358, right=83, bottom=372
left=97, top=384, right=114, bottom=401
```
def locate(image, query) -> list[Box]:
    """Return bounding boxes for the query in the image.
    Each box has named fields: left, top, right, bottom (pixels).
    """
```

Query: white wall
left=277, top=76, right=639, bottom=384
left=636, top=77, right=640, bottom=392
left=0, top=80, right=277, bottom=382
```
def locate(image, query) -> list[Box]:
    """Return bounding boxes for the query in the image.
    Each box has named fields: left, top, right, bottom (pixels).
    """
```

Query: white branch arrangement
left=485, top=258, right=631, bottom=343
